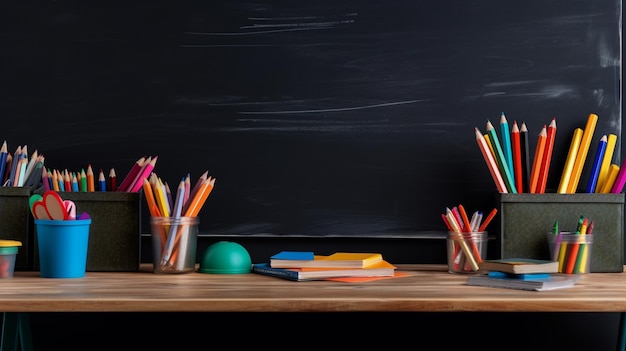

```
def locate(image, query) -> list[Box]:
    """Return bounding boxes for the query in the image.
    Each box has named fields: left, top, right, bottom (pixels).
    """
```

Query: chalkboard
left=1, top=0, right=621, bottom=237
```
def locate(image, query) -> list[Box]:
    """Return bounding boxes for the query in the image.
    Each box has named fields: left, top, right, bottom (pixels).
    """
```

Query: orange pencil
left=536, top=118, right=556, bottom=193
left=566, top=113, right=598, bottom=193
left=142, top=178, right=161, bottom=217
left=511, top=121, right=523, bottom=193
left=86, top=164, right=95, bottom=192
left=529, top=125, right=547, bottom=193
left=184, top=177, right=216, bottom=217
left=478, top=208, right=497, bottom=232
left=565, top=218, right=587, bottom=274
left=51, top=168, right=60, bottom=191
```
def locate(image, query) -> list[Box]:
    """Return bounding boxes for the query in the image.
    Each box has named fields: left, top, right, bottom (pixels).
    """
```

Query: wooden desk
left=3, top=264, right=626, bottom=350
left=3, top=264, right=626, bottom=312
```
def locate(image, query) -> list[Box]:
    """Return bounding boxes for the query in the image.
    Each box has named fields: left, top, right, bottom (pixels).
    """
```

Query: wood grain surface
left=2, top=264, right=626, bottom=312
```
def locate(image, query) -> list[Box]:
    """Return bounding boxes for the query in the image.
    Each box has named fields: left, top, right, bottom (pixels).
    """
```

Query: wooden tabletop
left=3, top=264, right=626, bottom=313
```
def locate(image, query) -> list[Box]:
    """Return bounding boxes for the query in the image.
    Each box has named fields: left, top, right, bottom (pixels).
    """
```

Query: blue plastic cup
left=35, top=219, right=91, bottom=278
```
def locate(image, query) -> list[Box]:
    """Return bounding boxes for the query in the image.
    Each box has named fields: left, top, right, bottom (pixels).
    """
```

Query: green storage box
left=496, top=193, right=624, bottom=273
left=34, top=191, right=142, bottom=271
left=0, top=187, right=35, bottom=270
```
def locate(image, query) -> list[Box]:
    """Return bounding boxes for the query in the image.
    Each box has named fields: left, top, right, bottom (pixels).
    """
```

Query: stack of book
left=466, top=258, right=580, bottom=291
left=251, top=251, right=396, bottom=281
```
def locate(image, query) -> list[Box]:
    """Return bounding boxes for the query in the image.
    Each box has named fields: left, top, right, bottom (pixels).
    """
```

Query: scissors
left=30, top=191, right=75, bottom=220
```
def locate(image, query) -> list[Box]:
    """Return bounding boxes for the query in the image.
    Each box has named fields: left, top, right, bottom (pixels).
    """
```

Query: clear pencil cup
left=150, top=216, right=199, bottom=274
left=447, top=231, right=488, bottom=273
left=547, top=232, right=593, bottom=274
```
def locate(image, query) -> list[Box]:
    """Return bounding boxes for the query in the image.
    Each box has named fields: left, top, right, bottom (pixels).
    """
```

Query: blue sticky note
left=270, top=251, right=315, bottom=260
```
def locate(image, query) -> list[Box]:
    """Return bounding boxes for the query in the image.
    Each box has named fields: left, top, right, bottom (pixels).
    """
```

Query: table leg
left=0, top=313, right=32, bottom=351
left=618, top=312, right=626, bottom=351
left=1, top=313, right=18, bottom=351
left=17, top=313, right=32, bottom=351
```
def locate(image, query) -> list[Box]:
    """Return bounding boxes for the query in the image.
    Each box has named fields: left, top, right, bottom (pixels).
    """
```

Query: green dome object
left=198, top=241, right=252, bottom=274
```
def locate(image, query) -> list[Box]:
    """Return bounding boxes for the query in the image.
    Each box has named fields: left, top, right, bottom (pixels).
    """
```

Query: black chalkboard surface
left=0, top=0, right=621, bottom=236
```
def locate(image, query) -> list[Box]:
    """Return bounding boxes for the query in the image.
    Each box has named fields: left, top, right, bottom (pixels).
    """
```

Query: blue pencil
left=0, top=141, right=7, bottom=186
left=586, top=135, right=607, bottom=193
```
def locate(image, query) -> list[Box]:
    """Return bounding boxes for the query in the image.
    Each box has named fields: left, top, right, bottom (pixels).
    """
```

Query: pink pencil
left=611, top=157, right=626, bottom=193
left=129, top=156, right=158, bottom=193
left=475, top=127, right=507, bottom=193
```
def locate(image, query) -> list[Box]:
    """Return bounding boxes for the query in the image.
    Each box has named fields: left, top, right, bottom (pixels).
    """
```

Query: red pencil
left=117, top=156, right=146, bottom=192
left=536, top=118, right=557, bottom=193
left=108, top=168, right=117, bottom=191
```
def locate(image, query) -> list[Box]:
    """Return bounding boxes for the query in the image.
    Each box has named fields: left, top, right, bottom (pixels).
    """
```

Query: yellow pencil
left=558, top=128, right=583, bottom=193
left=599, top=164, right=621, bottom=193
left=566, top=113, right=598, bottom=193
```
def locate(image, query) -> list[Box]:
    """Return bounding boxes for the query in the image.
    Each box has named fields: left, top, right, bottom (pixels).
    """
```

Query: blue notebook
left=488, top=271, right=551, bottom=280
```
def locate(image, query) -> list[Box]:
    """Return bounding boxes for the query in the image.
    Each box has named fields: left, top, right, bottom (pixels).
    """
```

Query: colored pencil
left=520, top=122, right=531, bottom=193
left=2, top=153, right=12, bottom=187
left=529, top=125, right=547, bottom=193
left=117, top=156, right=146, bottom=192
left=596, top=133, right=618, bottom=192
left=445, top=209, right=478, bottom=271
left=500, top=112, right=514, bottom=180
left=475, top=127, right=507, bottom=193
left=600, top=164, right=620, bottom=193
left=129, top=155, right=158, bottom=193
left=0, top=141, right=7, bottom=186
left=108, top=168, right=117, bottom=191
left=511, top=121, right=523, bottom=193
left=611, top=158, right=626, bottom=193
left=486, top=120, right=517, bottom=193
left=7, top=145, right=22, bottom=187
left=97, top=169, right=106, bottom=191
left=478, top=208, right=497, bottom=232
left=458, top=204, right=482, bottom=263
left=536, top=118, right=556, bottom=193
left=86, top=164, right=95, bottom=192
left=142, top=178, right=161, bottom=217
left=566, top=113, right=598, bottom=193
left=586, top=135, right=607, bottom=193
left=557, top=128, right=583, bottom=193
